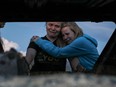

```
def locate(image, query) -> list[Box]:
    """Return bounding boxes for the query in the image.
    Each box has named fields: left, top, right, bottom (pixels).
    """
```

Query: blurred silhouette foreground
left=0, top=48, right=29, bottom=76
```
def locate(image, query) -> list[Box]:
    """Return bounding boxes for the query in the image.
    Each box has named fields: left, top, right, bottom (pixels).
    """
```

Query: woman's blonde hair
left=56, top=22, right=84, bottom=47
left=61, top=22, right=83, bottom=40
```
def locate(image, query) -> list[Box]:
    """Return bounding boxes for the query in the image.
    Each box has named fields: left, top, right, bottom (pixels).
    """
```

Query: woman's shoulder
left=75, top=35, right=86, bottom=41
left=71, top=36, right=85, bottom=45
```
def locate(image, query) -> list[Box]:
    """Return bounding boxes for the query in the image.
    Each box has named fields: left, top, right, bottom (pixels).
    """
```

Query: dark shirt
left=28, top=36, right=66, bottom=73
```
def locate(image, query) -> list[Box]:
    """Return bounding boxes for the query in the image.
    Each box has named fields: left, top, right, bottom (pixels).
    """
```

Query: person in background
left=0, top=22, right=5, bottom=53
left=25, top=22, right=66, bottom=75
left=31, top=22, right=99, bottom=73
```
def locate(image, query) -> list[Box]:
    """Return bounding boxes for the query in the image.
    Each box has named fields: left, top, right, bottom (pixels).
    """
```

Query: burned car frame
left=0, top=0, right=116, bottom=76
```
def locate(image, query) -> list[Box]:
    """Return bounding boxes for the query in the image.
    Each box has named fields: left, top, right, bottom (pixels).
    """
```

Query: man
left=26, top=22, right=66, bottom=75
left=0, top=22, right=5, bottom=53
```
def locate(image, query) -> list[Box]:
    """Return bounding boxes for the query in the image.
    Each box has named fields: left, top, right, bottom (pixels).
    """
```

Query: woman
left=31, top=22, right=99, bottom=72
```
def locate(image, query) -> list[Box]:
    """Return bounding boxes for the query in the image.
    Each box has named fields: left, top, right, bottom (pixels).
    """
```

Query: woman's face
left=61, top=27, right=75, bottom=44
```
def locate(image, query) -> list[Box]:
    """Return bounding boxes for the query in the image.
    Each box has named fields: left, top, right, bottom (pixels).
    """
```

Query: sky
left=0, top=22, right=116, bottom=56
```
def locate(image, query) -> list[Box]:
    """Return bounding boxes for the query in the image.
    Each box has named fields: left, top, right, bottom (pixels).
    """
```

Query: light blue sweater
left=34, top=34, right=99, bottom=70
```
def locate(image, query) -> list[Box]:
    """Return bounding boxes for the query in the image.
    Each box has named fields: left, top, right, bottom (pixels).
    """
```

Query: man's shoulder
left=27, top=36, right=48, bottom=50
left=41, top=36, right=48, bottom=40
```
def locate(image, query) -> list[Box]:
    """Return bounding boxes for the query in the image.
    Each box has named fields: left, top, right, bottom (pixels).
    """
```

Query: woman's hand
left=31, top=36, right=39, bottom=42
left=69, top=58, right=86, bottom=72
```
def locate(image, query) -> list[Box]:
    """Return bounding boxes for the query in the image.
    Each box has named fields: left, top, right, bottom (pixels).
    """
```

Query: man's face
left=0, top=22, right=5, bottom=28
left=46, top=22, right=62, bottom=38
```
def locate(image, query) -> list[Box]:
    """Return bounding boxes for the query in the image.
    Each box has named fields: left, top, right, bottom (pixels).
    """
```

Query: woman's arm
left=68, top=58, right=86, bottom=72
left=33, top=37, right=88, bottom=58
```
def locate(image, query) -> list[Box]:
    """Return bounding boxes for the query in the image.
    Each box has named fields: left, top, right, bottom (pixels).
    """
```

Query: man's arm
left=25, top=48, right=36, bottom=65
